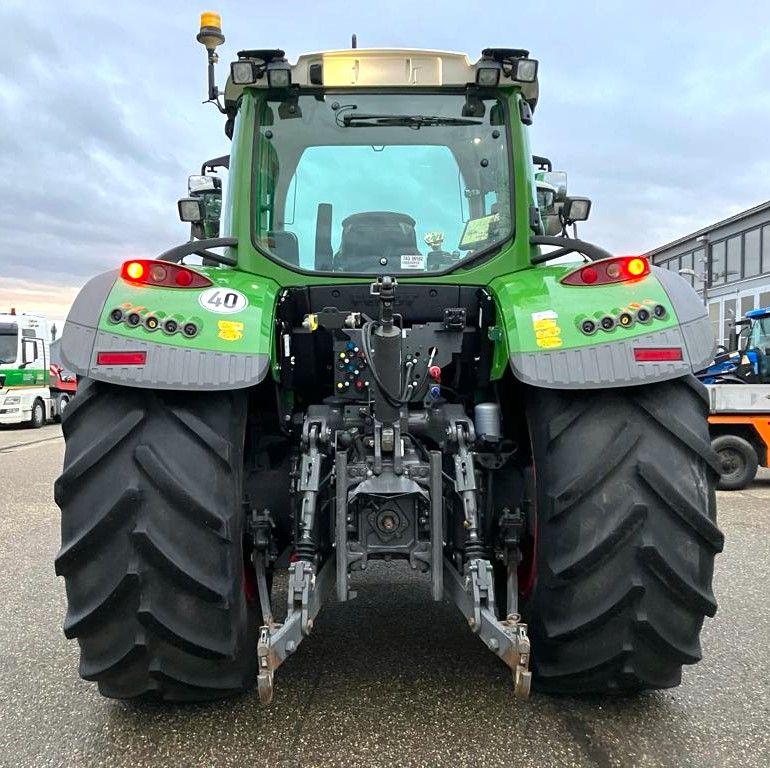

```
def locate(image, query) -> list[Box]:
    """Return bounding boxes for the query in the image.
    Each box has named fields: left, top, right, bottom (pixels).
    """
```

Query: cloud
left=0, top=277, right=80, bottom=327
left=1, top=0, right=769, bottom=306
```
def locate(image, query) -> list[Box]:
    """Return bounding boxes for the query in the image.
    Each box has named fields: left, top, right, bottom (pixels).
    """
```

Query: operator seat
left=334, top=212, right=422, bottom=272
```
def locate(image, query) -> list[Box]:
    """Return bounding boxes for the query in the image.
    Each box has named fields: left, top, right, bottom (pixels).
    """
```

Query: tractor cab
left=698, top=307, right=770, bottom=384
left=740, top=307, right=770, bottom=382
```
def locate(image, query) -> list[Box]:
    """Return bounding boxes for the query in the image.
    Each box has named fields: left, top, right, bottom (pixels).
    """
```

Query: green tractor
left=54, top=13, right=724, bottom=703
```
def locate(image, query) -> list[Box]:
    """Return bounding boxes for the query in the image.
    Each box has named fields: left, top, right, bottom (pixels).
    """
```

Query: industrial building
left=645, top=200, right=770, bottom=348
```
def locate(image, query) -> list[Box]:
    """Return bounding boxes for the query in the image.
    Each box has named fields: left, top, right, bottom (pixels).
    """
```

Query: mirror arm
left=157, top=237, right=238, bottom=266
left=530, top=235, right=613, bottom=264
left=201, top=154, right=230, bottom=175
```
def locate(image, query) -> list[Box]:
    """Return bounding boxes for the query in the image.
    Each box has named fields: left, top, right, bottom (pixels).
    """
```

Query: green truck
left=0, top=312, right=73, bottom=427
left=55, top=14, right=723, bottom=703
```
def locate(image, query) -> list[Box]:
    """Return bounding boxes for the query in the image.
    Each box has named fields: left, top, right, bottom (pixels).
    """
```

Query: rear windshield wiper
left=341, top=113, right=482, bottom=128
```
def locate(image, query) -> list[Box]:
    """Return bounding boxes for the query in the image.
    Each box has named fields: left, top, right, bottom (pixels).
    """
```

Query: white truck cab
left=0, top=312, right=67, bottom=427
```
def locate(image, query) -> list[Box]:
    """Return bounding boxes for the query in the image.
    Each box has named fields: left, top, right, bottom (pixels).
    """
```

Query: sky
left=1, top=0, right=769, bottom=324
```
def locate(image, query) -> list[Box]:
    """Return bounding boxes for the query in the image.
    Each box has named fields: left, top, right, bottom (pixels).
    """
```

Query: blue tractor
left=697, top=307, right=770, bottom=384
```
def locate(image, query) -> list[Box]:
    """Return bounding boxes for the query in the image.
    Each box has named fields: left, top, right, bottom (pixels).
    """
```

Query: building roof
left=645, top=198, right=770, bottom=257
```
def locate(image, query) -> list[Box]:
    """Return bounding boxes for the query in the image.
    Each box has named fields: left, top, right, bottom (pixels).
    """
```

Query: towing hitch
left=255, top=557, right=336, bottom=704
left=443, top=557, right=532, bottom=698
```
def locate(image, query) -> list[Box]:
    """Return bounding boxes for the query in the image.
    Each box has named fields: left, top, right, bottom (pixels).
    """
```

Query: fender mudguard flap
left=510, top=316, right=714, bottom=389
left=60, top=270, right=270, bottom=390
left=507, top=267, right=715, bottom=389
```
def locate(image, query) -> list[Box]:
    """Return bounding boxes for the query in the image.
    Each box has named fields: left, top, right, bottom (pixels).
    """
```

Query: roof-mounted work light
left=509, top=58, right=538, bottom=83
left=478, top=48, right=539, bottom=85
left=230, top=49, right=291, bottom=89
left=231, top=59, right=258, bottom=85
left=267, top=59, right=292, bottom=89
left=475, top=59, right=502, bottom=87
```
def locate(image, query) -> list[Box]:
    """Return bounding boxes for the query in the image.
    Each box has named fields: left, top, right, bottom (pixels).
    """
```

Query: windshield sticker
left=531, top=310, right=563, bottom=348
left=400, top=253, right=425, bottom=270
left=459, top=214, right=499, bottom=249
left=198, top=288, right=248, bottom=314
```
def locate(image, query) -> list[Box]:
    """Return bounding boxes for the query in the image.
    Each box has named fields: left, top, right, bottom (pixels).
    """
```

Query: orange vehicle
left=708, top=385, right=770, bottom=489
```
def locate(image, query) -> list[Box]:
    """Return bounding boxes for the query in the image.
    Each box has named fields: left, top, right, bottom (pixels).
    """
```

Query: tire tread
left=524, top=376, right=722, bottom=693
left=55, top=380, right=255, bottom=701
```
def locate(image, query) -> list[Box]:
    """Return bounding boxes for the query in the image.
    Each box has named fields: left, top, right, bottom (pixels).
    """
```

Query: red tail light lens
left=96, top=351, right=147, bottom=366
left=561, top=256, right=650, bottom=286
left=633, top=347, right=683, bottom=362
left=121, top=260, right=212, bottom=288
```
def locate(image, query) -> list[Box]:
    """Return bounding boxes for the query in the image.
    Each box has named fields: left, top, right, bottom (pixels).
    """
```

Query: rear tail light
left=633, top=347, right=683, bottom=362
left=96, top=351, right=147, bottom=366
left=562, top=256, right=650, bottom=286
left=121, top=260, right=212, bottom=288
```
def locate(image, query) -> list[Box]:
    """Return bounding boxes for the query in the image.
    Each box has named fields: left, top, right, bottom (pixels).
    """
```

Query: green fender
left=488, top=264, right=714, bottom=388
left=60, top=267, right=278, bottom=390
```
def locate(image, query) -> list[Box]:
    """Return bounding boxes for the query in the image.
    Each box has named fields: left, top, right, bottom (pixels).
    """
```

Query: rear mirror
left=536, top=181, right=562, bottom=235
left=543, top=213, right=563, bottom=236
left=536, top=170, right=567, bottom=201
left=188, top=174, right=219, bottom=193
left=180, top=174, right=222, bottom=239
left=736, top=325, right=751, bottom=352
left=536, top=182, right=556, bottom=215
left=562, top=196, right=592, bottom=223
left=21, top=339, right=36, bottom=367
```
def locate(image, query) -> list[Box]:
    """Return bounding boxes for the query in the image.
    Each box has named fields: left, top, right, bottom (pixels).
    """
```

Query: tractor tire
left=711, top=434, right=758, bottom=490
left=523, top=375, right=724, bottom=694
left=54, top=379, right=258, bottom=701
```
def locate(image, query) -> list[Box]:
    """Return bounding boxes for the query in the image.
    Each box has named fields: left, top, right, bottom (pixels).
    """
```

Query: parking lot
left=0, top=424, right=768, bottom=768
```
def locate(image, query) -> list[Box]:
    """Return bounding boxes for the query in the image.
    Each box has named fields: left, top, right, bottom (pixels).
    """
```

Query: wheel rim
left=718, top=447, right=746, bottom=483
left=34, top=403, right=43, bottom=424
left=60, top=396, right=69, bottom=412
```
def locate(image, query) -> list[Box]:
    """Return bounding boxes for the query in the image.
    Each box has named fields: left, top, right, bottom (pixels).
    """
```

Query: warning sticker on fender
left=217, top=320, right=244, bottom=341
left=400, top=253, right=425, bottom=270
left=531, top=310, right=563, bottom=348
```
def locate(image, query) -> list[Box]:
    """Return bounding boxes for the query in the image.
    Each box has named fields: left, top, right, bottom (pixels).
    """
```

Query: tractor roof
left=224, top=47, right=538, bottom=110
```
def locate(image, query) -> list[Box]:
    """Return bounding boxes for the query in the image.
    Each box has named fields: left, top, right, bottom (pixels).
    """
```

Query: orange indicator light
left=125, top=261, right=145, bottom=280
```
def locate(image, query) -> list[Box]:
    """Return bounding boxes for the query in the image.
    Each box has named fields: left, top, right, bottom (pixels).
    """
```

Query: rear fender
left=61, top=268, right=277, bottom=390
left=490, top=264, right=714, bottom=389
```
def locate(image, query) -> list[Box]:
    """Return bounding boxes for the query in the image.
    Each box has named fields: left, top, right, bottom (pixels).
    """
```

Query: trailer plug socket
left=600, top=315, right=616, bottom=331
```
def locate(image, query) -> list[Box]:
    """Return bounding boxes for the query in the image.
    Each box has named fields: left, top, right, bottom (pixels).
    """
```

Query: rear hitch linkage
left=444, top=557, right=532, bottom=698
left=256, top=557, right=336, bottom=704
left=252, top=276, right=532, bottom=704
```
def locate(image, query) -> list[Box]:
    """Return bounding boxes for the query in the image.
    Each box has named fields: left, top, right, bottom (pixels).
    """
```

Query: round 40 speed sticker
left=198, top=287, right=248, bottom=314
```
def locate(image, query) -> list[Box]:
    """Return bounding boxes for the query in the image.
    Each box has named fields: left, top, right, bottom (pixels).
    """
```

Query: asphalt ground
left=0, top=424, right=768, bottom=768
